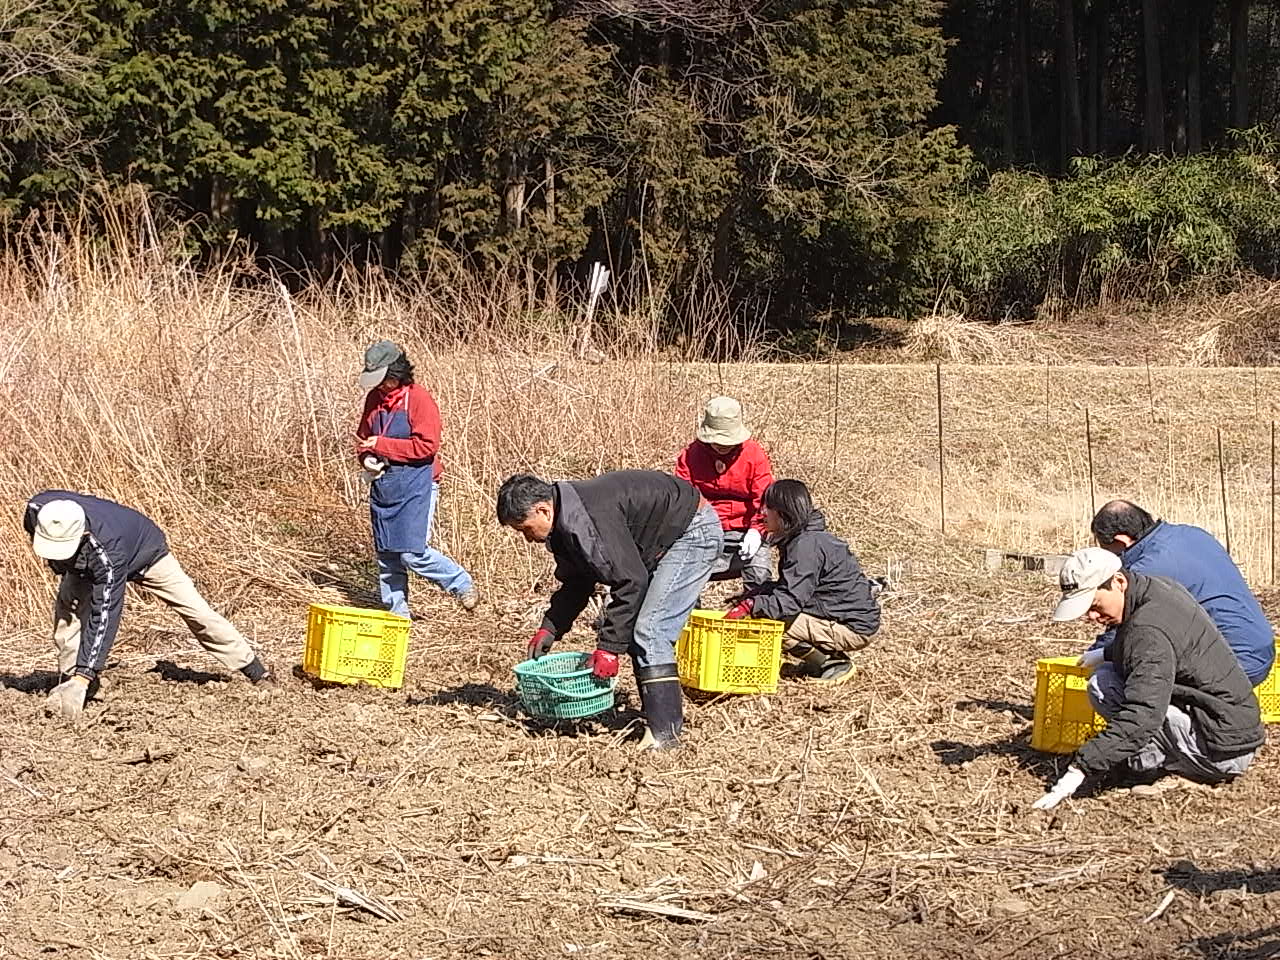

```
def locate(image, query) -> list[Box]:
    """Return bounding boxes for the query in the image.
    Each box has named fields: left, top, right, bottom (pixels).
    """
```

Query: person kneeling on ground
left=356, top=339, right=478, bottom=617
left=1090, top=499, right=1275, bottom=686
left=675, top=396, right=774, bottom=589
left=1034, top=547, right=1264, bottom=810
left=24, top=491, right=273, bottom=718
left=497, top=470, right=722, bottom=750
left=724, top=479, right=880, bottom=685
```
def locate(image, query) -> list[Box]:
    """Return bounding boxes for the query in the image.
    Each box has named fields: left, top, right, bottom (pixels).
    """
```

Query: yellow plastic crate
left=1256, top=658, right=1280, bottom=724
left=1032, top=654, right=1280, bottom=755
left=676, top=609, right=783, bottom=695
left=302, top=603, right=410, bottom=688
left=1031, top=656, right=1107, bottom=754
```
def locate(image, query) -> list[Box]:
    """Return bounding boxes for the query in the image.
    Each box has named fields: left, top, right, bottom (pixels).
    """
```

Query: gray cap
left=360, top=339, right=403, bottom=390
left=1051, top=547, right=1122, bottom=621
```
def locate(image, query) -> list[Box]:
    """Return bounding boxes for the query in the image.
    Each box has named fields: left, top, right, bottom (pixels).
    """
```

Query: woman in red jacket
left=356, top=340, right=477, bottom=617
left=675, top=396, right=774, bottom=587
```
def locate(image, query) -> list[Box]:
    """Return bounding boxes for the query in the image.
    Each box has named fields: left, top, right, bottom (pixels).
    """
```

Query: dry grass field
left=2, top=215, right=1280, bottom=959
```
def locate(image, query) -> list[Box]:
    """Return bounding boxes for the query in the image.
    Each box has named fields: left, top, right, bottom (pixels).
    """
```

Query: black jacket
left=24, top=491, right=170, bottom=677
left=750, top=510, right=880, bottom=635
left=1074, top=572, right=1265, bottom=776
left=541, top=471, right=700, bottom=654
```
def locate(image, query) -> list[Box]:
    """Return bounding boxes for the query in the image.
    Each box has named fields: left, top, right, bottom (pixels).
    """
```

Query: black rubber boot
left=636, top=664, right=684, bottom=751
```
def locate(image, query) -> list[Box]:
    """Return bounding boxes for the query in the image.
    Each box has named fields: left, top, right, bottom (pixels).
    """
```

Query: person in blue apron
left=356, top=340, right=478, bottom=616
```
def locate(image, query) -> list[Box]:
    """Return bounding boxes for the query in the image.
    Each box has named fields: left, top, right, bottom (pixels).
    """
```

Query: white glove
left=1076, top=648, right=1105, bottom=673
left=739, top=529, right=763, bottom=560
left=44, top=676, right=89, bottom=718
left=361, top=454, right=387, bottom=477
left=1032, top=765, right=1085, bottom=810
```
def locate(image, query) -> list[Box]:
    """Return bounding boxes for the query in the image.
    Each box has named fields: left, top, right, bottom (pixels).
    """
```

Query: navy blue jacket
left=1096, top=521, right=1275, bottom=686
left=24, top=491, right=169, bottom=677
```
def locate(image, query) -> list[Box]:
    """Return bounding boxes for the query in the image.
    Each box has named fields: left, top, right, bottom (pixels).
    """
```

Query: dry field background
left=1, top=216, right=1280, bottom=958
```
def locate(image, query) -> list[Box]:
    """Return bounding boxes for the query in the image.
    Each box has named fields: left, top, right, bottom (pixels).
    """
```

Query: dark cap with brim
left=360, top=339, right=403, bottom=390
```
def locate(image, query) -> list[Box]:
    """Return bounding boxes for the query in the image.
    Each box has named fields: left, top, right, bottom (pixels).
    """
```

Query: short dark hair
left=1091, top=500, right=1157, bottom=547
left=387, top=354, right=415, bottom=384
left=497, top=474, right=554, bottom=525
left=762, top=479, right=813, bottom=541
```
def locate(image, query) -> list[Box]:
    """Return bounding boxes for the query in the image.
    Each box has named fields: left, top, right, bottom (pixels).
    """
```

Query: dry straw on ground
left=1, top=207, right=1279, bottom=958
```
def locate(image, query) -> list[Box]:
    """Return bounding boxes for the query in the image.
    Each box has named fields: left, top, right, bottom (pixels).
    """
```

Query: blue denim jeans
left=629, top=504, right=723, bottom=668
left=377, top=481, right=473, bottom=616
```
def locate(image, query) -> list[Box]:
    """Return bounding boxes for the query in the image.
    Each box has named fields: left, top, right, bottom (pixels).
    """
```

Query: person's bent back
left=1092, top=499, right=1275, bottom=685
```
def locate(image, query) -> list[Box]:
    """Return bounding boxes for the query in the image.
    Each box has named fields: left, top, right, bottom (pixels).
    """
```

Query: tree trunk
left=504, top=152, right=525, bottom=232
left=1230, top=0, right=1250, bottom=129
left=1085, top=3, right=1101, bottom=154
left=544, top=155, right=557, bottom=309
left=1187, top=0, right=1202, bottom=152
left=1058, top=0, right=1083, bottom=170
left=1142, top=0, right=1165, bottom=153
left=1003, top=43, right=1017, bottom=162
left=1014, top=0, right=1034, bottom=162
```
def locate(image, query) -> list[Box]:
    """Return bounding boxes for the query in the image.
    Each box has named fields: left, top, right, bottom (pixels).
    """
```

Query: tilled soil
left=1, top=570, right=1278, bottom=960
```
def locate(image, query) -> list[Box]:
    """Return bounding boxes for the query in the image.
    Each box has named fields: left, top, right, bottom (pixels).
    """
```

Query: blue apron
left=368, top=396, right=433, bottom=554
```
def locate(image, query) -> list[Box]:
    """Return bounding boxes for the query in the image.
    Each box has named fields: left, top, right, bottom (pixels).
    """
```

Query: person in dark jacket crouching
left=1034, top=547, right=1264, bottom=810
left=724, top=480, right=880, bottom=685
left=497, top=470, right=723, bottom=750
left=24, top=491, right=273, bottom=718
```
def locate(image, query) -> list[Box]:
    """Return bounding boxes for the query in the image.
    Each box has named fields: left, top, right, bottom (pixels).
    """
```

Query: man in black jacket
left=24, top=491, right=273, bottom=717
left=497, top=471, right=723, bottom=750
left=1034, top=547, right=1263, bottom=810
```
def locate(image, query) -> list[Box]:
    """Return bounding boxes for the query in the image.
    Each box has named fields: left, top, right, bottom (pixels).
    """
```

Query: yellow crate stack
left=303, top=603, right=410, bottom=689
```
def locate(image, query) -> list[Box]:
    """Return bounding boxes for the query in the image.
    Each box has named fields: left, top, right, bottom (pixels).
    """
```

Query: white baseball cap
left=1051, top=547, right=1122, bottom=621
left=32, top=500, right=87, bottom=561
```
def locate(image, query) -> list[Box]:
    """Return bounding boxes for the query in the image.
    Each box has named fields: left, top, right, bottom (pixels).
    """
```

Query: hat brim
left=33, top=532, right=80, bottom=561
left=359, top=365, right=389, bottom=390
left=1052, top=588, right=1096, bottom=622
left=697, top=423, right=750, bottom=446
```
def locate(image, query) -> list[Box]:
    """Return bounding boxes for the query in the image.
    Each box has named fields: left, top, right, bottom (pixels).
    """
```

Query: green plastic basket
left=513, top=652, right=617, bottom=720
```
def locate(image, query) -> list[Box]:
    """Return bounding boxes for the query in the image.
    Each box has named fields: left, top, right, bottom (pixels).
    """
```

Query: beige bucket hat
left=696, top=396, right=750, bottom=446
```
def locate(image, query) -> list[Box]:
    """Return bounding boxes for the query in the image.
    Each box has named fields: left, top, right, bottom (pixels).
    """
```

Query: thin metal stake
left=1145, top=354, right=1156, bottom=423
left=1085, top=407, right=1096, bottom=519
left=936, top=363, right=945, bottom=536
left=1217, top=427, right=1232, bottom=557
left=831, top=354, right=840, bottom=474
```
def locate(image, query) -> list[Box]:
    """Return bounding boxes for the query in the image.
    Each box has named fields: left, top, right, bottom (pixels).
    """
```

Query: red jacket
left=356, top=383, right=445, bottom=480
left=674, top=438, right=773, bottom=533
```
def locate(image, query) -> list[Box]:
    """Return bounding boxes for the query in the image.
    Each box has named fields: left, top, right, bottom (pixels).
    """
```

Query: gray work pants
left=1087, top=664, right=1255, bottom=782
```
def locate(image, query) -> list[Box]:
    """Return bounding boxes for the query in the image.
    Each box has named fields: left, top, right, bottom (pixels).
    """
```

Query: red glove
left=527, top=628, right=555, bottom=660
left=585, top=649, right=619, bottom=679
left=725, top=599, right=753, bottom=621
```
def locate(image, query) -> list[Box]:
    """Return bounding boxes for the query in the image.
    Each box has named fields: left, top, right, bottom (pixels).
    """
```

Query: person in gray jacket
left=725, top=479, right=880, bottom=684
left=1034, top=547, right=1264, bottom=810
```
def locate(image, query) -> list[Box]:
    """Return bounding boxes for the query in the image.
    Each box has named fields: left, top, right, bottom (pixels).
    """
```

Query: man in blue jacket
left=1090, top=500, right=1275, bottom=686
left=24, top=491, right=274, bottom=717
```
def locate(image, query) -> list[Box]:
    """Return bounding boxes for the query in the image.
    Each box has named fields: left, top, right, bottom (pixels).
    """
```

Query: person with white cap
left=356, top=339, right=478, bottom=616
left=675, top=396, right=775, bottom=588
left=1034, top=547, right=1263, bottom=810
left=23, top=491, right=273, bottom=717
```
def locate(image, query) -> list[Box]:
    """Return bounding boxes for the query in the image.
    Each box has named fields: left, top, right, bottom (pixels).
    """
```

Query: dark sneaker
left=812, top=658, right=856, bottom=685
